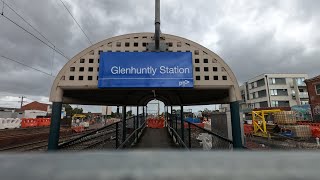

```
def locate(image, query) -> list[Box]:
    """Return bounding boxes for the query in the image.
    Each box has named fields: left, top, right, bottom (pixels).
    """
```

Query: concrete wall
left=24, top=110, right=47, bottom=118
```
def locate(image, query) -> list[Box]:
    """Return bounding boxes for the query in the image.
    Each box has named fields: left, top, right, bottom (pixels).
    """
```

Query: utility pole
left=155, top=0, right=160, bottom=50
left=19, top=96, right=26, bottom=108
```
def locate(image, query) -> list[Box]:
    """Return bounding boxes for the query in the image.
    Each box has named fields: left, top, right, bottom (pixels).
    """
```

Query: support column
left=136, top=106, right=139, bottom=127
left=143, top=106, right=145, bottom=125
left=48, top=102, right=62, bottom=150
left=165, top=106, right=168, bottom=127
left=117, top=106, right=120, bottom=118
left=146, top=106, right=148, bottom=118
left=48, top=87, right=63, bottom=151
left=170, top=106, right=173, bottom=127
left=180, top=105, right=184, bottom=143
left=229, top=87, right=243, bottom=149
left=122, top=106, right=127, bottom=143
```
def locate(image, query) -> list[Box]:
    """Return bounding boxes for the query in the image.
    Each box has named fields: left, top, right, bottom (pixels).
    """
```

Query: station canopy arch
left=50, top=33, right=241, bottom=106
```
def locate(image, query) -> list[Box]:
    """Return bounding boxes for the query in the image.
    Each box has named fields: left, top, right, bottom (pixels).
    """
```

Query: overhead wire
left=1, top=0, right=67, bottom=57
left=0, top=1, right=70, bottom=60
left=0, top=55, right=55, bottom=77
left=1, top=0, right=4, bottom=15
left=58, top=0, right=93, bottom=45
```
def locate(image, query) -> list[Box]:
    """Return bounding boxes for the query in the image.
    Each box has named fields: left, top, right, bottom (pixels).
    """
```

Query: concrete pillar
left=229, top=87, right=243, bottom=148
left=48, top=87, right=63, bottom=151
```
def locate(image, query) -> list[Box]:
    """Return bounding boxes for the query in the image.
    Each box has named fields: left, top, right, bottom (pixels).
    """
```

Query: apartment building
left=305, top=75, right=320, bottom=121
left=240, top=73, right=309, bottom=109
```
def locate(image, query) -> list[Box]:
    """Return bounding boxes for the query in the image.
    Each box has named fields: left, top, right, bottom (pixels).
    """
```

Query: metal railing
left=185, top=121, right=233, bottom=150
left=167, top=115, right=235, bottom=150
left=117, top=115, right=146, bottom=149
left=167, top=123, right=188, bottom=149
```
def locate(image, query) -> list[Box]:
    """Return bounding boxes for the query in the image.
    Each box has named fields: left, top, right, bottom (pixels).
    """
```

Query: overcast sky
left=0, top=0, right=319, bottom=112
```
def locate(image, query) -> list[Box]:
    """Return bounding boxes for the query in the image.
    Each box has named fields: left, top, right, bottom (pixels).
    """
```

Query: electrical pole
left=19, top=96, right=26, bottom=108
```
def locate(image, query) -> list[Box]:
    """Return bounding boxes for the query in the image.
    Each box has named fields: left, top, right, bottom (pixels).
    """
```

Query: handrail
left=186, top=121, right=233, bottom=144
left=58, top=120, right=121, bottom=148
left=167, top=123, right=188, bottom=149
left=117, top=121, right=146, bottom=149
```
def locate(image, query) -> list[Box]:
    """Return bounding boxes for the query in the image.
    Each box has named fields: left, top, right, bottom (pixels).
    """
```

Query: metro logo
left=179, top=80, right=190, bottom=87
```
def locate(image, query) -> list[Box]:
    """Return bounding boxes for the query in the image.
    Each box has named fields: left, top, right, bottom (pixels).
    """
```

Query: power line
left=58, top=0, right=92, bottom=45
left=0, top=55, right=55, bottom=77
left=0, top=9, right=70, bottom=60
left=1, top=0, right=68, bottom=58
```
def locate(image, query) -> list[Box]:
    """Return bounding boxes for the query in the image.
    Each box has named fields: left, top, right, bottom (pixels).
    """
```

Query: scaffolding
left=251, top=109, right=282, bottom=137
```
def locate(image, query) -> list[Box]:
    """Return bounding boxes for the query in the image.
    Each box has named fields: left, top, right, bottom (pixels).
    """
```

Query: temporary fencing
left=21, top=118, right=51, bottom=128
left=21, top=118, right=38, bottom=128
left=147, top=117, right=165, bottom=128
left=37, top=118, right=51, bottom=127
left=0, top=118, right=21, bottom=129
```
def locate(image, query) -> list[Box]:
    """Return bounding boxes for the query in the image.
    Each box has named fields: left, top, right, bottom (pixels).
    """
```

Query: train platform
left=134, top=128, right=177, bottom=149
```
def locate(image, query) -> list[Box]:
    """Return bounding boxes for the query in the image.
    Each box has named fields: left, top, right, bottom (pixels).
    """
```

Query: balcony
left=292, top=92, right=309, bottom=99
left=299, top=92, right=309, bottom=98
left=296, top=82, right=306, bottom=86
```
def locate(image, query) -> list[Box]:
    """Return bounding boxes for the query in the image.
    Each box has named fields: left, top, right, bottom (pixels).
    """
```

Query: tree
left=72, top=107, right=83, bottom=115
left=126, top=110, right=132, bottom=117
left=63, top=104, right=73, bottom=117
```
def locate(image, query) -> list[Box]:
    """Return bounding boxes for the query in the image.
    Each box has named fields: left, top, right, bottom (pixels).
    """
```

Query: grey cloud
left=0, top=0, right=319, bottom=109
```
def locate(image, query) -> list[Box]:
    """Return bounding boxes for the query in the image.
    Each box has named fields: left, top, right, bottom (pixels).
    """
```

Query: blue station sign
left=98, top=52, right=193, bottom=88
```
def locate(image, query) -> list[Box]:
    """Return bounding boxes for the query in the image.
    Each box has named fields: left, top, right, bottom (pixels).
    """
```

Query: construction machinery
left=251, top=109, right=282, bottom=137
left=72, top=114, right=89, bottom=129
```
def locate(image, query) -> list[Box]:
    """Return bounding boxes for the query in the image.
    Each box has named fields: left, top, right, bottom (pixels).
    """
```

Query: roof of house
left=305, top=75, right=320, bottom=83
left=20, top=101, right=49, bottom=111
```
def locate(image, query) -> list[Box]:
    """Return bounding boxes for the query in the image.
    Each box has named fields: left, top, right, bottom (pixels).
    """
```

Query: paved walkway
left=134, top=128, right=176, bottom=149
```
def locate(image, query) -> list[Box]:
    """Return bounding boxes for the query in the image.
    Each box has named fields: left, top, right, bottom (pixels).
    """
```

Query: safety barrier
left=147, top=117, right=165, bottom=128
left=310, top=126, right=320, bottom=138
left=20, top=118, right=51, bottom=128
left=21, top=118, right=38, bottom=128
left=37, top=118, right=51, bottom=127
left=71, top=126, right=85, bottom=133
left=0, top=118, right=21, bottom=129
left=244, top=124, right=253, bottom=136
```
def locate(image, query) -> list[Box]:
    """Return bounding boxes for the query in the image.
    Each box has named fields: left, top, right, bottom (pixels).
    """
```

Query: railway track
left=0, top=129, right=97, bottom=152
left=59, top=122, right=121, bottom=151
left=247, top=133, right=320, bottom=150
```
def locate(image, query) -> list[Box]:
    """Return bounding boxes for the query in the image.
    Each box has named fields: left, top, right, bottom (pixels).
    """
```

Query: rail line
left=0, top=129, right=97, bottom=152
